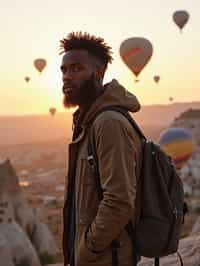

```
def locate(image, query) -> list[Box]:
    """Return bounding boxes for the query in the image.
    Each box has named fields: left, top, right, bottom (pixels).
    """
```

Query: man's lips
left=63, top=86, right=74, bottom=94
left=63, top=88, right=72, bottom=93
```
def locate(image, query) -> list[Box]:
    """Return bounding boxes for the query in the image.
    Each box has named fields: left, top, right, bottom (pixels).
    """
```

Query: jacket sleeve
left=86, top=116, right=138, bottom=252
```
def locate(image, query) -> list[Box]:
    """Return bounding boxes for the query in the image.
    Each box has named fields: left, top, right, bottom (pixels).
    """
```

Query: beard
left=63, top=73, right=98, bottom=109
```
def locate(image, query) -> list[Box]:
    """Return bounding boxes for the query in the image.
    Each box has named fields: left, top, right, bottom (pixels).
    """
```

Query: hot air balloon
left=120, top=37, right=153, bottom=82
left=173, top=11, right=189, bottom=33
left=34, top=58, right=46, bottom=73
left=159, top=127, right=196, bottom=169
left=49, top=107, right=56, bottom=116
left=24, top=76, right=30, bottom=83
left=154, top=75, right=160, bottom=83
left=169, top=97, right=174, bottom=102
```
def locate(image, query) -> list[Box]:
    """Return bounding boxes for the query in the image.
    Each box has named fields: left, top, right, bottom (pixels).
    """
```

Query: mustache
left=62, top=83, right=76, bottom=94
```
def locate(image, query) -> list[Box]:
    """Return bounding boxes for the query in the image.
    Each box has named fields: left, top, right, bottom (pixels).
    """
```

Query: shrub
left=39, top=251, right=56, bottom=265
left=15, top=258, right=30, bottom=266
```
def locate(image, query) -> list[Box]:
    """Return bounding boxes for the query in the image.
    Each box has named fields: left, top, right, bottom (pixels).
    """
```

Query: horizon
left=0, top=101, right=200, bottom=147
left=0, top=100, right=200, bottom=118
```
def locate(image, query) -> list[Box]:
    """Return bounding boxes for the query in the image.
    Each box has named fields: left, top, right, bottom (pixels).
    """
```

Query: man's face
left=61, top=50, right=98, bottom=108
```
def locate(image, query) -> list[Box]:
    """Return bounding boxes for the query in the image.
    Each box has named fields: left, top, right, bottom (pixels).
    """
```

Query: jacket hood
left=82, top=79, right=141, bottom=126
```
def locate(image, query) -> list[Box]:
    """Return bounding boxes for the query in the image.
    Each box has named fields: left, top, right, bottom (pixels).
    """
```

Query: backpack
left=87, top=106, right=188, bottom=266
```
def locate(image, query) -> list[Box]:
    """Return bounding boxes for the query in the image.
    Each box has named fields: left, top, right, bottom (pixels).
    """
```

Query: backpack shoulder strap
left=87, top=125, right=103, bottom=201
left=87, top=105, right=145, bottom=200
left=106, top=106, right=146, bottom=140
left=90, top=106, right=146, bottom=141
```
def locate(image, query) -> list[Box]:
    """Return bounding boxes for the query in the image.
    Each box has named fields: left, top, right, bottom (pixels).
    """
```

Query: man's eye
left=61, top=67, right=66, bottom=73
left=73, top=65, right=82, bottom=72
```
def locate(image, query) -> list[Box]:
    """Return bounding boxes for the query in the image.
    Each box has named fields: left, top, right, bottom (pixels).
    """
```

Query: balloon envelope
left=120, top=37, right=153, bottom=78
left=173, top=11, right=189, bottom=31
left=154, top=75, right=160, bottom=83
left=169, top=97, right=174, bottom=102
left=159, top=127, right=196, bottom=169
left=24, top=76, right=30, bottom=83
left=34, top=58, right=46, bottom=73
left=49, top=107, right=56, bottom=116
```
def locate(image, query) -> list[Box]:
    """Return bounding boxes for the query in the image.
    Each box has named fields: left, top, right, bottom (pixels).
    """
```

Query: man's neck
left=79, top=85, right=104, bottom=113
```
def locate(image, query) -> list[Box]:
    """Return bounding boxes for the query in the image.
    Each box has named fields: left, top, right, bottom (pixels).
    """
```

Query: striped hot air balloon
left=159, top=127, right=196, bottom=169
left=119, top=37, right=153, bottom=82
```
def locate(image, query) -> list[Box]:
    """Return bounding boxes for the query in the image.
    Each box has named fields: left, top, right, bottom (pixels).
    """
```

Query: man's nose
left=63, top=70, right=74, bottom=82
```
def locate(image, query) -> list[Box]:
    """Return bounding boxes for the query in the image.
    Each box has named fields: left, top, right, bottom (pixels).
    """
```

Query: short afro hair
left=60, top=31, right=113, bottom=69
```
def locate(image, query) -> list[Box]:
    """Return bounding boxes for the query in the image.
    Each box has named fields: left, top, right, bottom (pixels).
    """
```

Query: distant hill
left=133, top=101, right=200, bottom=127
left=176, top=108, right=200, bottom=120
left=1, top=101, right=200, bottom=146
left=0, top=113, right=72, bottom=146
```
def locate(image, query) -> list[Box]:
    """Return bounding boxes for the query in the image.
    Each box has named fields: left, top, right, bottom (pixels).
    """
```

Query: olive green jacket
left=63, top=79, right=143, bottom=266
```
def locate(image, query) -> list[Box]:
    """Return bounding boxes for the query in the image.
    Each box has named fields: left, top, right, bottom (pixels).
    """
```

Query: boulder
left=139, top=234, right=200, bottom=266
left=13, top=194, right=37, bottom=236
left=183, top=182, right=192, bottom=197
left=42, top=196, right=57, bottom=205
left=191, top=166, right=200, bottom=183
left=191, top=216, right=200, bottom=235
left=180, top=164, right=190, bottom=180
left=0, top=159, right=36, bottom=234
left=0, top=221, right=41, bottom=266
left=192, top=188, right=200, bottom=197
left=189, top=198, right=200, bottom=212
left=32, top=222, right=59, bottom=257
left=0, top=159, right=58, bottom=265
left=0, top=234, right=14, bottom=266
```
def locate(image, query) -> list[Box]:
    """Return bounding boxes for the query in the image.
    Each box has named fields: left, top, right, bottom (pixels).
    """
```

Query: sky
left=0, top=0, right=200, bottom=115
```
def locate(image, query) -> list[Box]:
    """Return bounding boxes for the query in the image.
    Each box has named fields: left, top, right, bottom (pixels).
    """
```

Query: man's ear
left=96, top=66, right=105, bottom=81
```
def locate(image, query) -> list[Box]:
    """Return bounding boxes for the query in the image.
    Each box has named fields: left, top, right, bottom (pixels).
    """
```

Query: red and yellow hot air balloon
left=159, top=127, right=196, bottom=169
left=173, top=11, right=189, bottom=33
left=120, top=37, right=153, bottom=82
left=34, top=58, right=47, bottom=73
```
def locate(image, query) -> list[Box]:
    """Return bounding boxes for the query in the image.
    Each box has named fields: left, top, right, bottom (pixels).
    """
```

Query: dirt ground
left=21, top=181, right=200, bottom=265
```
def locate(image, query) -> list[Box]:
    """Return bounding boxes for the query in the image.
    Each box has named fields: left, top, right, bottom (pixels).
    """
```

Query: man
left=60, top=32, right=143, bottom=266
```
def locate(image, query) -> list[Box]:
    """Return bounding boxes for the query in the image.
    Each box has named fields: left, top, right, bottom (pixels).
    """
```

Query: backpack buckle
left=87, top=155, right=95, bottom=166
left=173, top=206, right=178, bottom=219
left=87, top=155, right=97, bottom=173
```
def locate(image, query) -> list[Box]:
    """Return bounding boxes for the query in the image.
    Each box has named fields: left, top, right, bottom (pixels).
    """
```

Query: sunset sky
left=0, top=0, right=200, bottom=115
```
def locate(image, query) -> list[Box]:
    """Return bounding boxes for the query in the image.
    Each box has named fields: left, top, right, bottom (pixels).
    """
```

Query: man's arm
left=86, top=116, right=138, bottom=252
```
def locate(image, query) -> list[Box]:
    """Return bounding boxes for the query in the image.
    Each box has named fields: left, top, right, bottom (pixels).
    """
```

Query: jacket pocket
left=117, top=228, right=133, bottom=264
left=76, top=225, right=111, bottom=266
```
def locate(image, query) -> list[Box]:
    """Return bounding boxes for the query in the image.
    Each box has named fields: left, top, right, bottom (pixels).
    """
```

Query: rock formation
left=0, top=159, right=58, bottom=266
